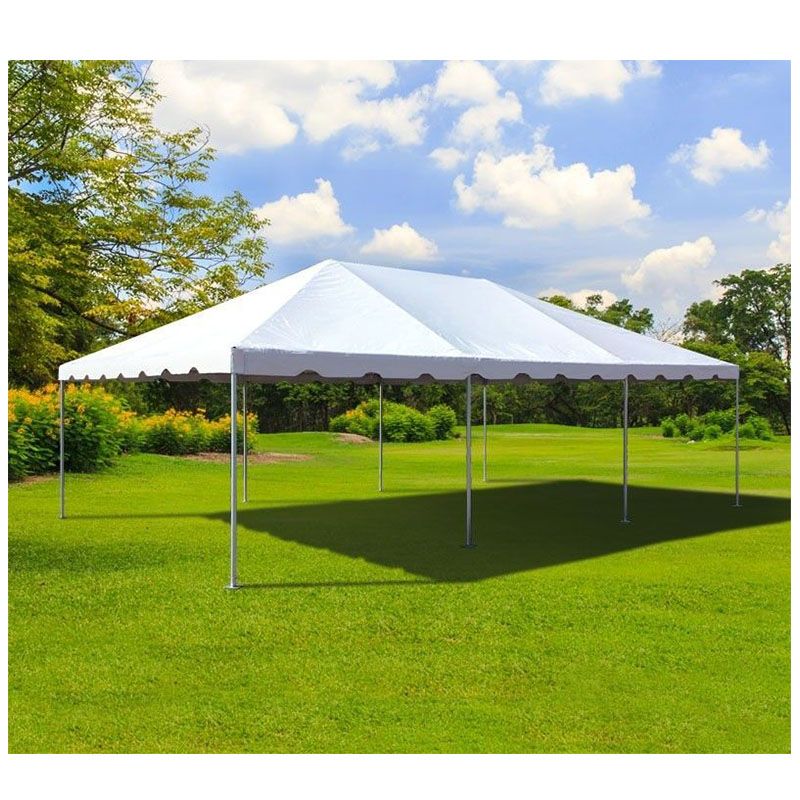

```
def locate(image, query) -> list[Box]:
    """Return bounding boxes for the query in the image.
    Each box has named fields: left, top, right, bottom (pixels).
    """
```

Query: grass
left=8, top=424, right=790, bottom=753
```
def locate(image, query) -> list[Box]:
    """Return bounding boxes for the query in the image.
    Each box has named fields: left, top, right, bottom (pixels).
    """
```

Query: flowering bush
left=8, top=384, right=257, bottom=480
left=329, top=399, right=455, bottom=442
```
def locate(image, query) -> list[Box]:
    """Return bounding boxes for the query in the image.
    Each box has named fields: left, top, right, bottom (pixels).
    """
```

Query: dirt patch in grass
left=334, top=433, right=373, bottom=444
left=182, top=452, right=313, bottom=464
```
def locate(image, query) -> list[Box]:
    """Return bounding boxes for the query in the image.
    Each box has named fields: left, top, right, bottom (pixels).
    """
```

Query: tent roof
left=58, top=259, right=738, bottom=383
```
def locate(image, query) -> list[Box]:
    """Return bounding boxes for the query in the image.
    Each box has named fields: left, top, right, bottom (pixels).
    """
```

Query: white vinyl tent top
left=59, top=258, right=738, bottom=384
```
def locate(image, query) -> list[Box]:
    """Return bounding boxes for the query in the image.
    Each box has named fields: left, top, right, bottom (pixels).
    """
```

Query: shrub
left=329, top=399, right=452, bottom=442
left=9, top=384, right=129, bottom=479
left=659, top=408, right=774, bottom=443
left=427, top=404, right=457, bottom=439
left=661, top=417, right=677, bottom=438
left=673, top=413, right=691, bottom=436
left=686, top=421, right=706, bottom=442
left=748, top=415, right=774, bottom=441
left=8, top=384, right=257, bottom=480
left=738, top=421, right=756, bottom=440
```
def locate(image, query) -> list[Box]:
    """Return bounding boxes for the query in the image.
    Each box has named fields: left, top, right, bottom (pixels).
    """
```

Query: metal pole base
left=225, top=583, right=240, bottom=591
left=621, top=518, right=631, bottom=524
left=461, top=542, right=477, bottom=549
left=733, top=502, right=742, bottom=508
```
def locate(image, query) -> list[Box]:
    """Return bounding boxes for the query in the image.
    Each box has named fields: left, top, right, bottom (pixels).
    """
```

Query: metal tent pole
left=242, top=381, right=248, bottom=503
left=734, top=377, right=741, bottom=507
left=482, top=384, right=487, bottom=482
left=59, top=380, right=65, bottom=519
left=227, top=370, right=239, bottom=590
left=622, top=377, right=629, bottom=523
left=464, top=375, right=475, bottom=547
left=378, top=382, right=383, bottom=492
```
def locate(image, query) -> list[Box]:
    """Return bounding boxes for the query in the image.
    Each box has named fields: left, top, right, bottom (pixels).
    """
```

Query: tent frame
left=57, top=366, right=743, bottom=591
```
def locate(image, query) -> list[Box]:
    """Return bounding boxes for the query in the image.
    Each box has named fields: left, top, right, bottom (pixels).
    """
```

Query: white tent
left=57, top=259, right=741, bottom=587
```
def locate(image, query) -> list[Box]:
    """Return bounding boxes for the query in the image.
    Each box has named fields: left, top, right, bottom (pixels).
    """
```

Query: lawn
left=8, top=424, right=790, bottom=753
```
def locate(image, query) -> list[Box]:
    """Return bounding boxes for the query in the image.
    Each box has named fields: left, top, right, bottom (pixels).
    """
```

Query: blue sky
left=150, top=60, right=790, bottom=322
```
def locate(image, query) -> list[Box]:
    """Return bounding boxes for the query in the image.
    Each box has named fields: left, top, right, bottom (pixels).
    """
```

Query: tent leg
left=734, top=377, right=741, bottom=507
left=464, top=375, right=475, bottom=547
left=227, top=371, right=239, bottom=590
left=622, top=377, right=630, bottom=523
left=242, top=381, right=248, bottom=503
left=59, top=380, right=65, bottom=519
left=378, top=382, right=383, bottom=492
left=482, top=384, right=487, bottom=482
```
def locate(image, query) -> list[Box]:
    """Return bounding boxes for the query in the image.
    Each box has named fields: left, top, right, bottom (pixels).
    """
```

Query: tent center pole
left=59, top=380, right=65, bottom=519
left=227, top=369, right=239, bottom=590
left=734, top=377, right=741, bottom=507
left=242, top=381, right=248, bottom=503
left=464, top=375, right=475, bottom=547
left=482, top=384, right=487, bottom=482
left=622, top=377, right=630, bottom=523
left=378, top=382, right=383, bottom=492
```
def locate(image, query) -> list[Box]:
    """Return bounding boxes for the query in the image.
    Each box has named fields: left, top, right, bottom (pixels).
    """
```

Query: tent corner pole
left=463, top=375, right=475, bottom=548
left=227, top=369, right=239, bottom=590
left=734, top=376, right=741, bottom=507
left=242, top=380, right=248, bottom=503
left=622, top=376, right=630, bottom=523
left=482, top=383, right=487, bottom=482
left=59, top=379, right=65, bottom=519
left=378, top=382, right=383, bottom=492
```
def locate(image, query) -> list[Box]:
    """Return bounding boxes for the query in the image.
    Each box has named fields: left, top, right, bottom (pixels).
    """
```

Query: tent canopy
left=58, top=258, right=738, bottom=384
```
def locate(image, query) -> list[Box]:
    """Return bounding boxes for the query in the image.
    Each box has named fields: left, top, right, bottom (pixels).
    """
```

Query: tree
left=8, top=60, right=268, bottom=385
left=684, top=264, right=791, bottom=363
left=541, top=293, right=654, bottom=333
left=717, top=264, right=790, bottom=363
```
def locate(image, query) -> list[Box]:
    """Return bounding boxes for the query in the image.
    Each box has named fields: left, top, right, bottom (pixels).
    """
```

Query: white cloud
left=452, top=91, right=522, bottom=144
left=622, top=236, right=716, bottom=314
left=745, top=199, right=791, bottom=261
left=341, top=137, right=380, bottom=161
left=429, top=147, right=468, bottom=170
left=670, top=127, right=770, bottom=184
left=151, top=60, right=430, bottom=154
left=360, top=222, right=439, bottom=262
left=539, top=287, right=619, bottom=307
left=254, top=179, right=353, bottom=245
left=454, top=143, right=650, bottom=230
left=434, top=60, right=500, bottom=105
left=433, top=60, right=522, bottom=145
left=539, top=60, right=661, bottom=105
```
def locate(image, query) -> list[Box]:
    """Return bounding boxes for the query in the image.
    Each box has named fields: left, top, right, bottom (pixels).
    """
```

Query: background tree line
left=7, top=61, right=791, bottom=435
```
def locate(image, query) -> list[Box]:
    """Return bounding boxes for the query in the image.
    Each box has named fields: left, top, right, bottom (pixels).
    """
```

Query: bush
left=738, top=421, right=756, bottom=440
left=9, top=384, right=129, bottom=478
left=329, top=399, right=453, bottom=442
left=8, top=384, right=257, bottom=480
left=673, top=413, right=691, bottom=436
left=661, top=417, right=677, bottom=438
left=427, top=404, right=457, bottom=439
left=686, top=421, right=706, bottom=442
left=748, top=415, right=774, bottom=441
left=659, top=407, right=774, bottom=442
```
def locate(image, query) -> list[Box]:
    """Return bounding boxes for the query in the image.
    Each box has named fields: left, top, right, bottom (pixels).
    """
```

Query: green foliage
left=660, top=409, right=773, bottom=443
left=8, top=385, right=256, bottom=480
left=8, top=60, right=268, bottom=386
left=329, top=399, right=455, bottom=442
left=541, top=293, right=654, bottom=333
left=426, top=404, right=458, bottom=439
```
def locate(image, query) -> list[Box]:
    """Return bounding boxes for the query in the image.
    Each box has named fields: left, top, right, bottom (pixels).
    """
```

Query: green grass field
left=8, top=424, right=790, bottom=753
